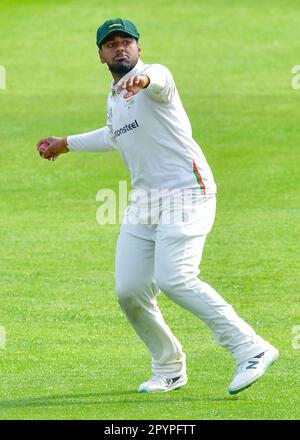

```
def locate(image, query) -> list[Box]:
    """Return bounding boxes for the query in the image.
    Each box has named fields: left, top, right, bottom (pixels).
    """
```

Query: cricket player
left=37, top=18, right=279, bottom=394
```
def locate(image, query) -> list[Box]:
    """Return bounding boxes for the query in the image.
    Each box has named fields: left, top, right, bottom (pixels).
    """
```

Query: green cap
left=96, top=18, right=140, bottom=48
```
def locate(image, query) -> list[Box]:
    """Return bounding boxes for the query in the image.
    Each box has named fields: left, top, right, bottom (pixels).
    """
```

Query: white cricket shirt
left=67, top=59, right=217, bottom=202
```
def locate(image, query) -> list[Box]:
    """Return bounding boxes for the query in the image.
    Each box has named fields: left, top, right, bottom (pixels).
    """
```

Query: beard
left=108, top=59, right=138, bottom=76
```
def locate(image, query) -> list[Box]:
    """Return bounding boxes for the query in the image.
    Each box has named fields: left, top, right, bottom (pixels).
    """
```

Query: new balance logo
left=246, top=360, right=259, bottom=370
left=246, top=352, right=264, bottom=369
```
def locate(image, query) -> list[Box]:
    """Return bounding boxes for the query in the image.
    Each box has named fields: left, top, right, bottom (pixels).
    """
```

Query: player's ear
left=98, top=48, right=106, bottom=64
left=137, top=42, right=141, bottom=55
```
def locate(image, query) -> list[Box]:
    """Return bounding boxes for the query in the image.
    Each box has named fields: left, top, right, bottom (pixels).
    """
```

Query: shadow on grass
left=0, top=391, right=239, bottom=409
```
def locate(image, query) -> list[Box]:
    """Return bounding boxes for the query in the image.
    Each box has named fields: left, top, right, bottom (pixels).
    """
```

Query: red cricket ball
left=39, top=141, right=49, bottom=156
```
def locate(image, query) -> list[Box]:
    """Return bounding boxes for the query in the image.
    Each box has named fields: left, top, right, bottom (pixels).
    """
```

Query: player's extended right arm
left=37, top=126, right=117, bottom=160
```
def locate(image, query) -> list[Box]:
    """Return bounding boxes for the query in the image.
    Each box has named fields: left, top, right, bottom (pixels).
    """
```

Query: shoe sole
left=138, top=377, right=188, bottom=393
left=229, top=348, right=279, bottom=395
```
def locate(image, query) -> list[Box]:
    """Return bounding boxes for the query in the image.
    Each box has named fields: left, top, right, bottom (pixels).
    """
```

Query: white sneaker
left=229, top=345, right=279, bottom=395
left=138, top=374, right=187, bottom=393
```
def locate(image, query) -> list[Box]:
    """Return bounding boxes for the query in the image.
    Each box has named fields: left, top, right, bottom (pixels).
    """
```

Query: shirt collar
left=111, top=59, right=145, bottom=94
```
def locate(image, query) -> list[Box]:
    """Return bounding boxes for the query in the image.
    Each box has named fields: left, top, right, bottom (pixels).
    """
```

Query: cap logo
left=109, top=24, right=123, bottom=28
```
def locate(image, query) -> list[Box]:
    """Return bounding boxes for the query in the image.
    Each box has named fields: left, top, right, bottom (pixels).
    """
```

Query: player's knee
left=116, top=281, right=134, bottom=300
left=118, top=294, right=138, bottom=314
left=115, top=279, right=142, bottom=306
left=116, top=284, right=146, bottom=319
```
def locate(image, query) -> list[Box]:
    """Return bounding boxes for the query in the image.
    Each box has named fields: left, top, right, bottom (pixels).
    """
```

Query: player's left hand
left=118, top=75, right=150, bottom=99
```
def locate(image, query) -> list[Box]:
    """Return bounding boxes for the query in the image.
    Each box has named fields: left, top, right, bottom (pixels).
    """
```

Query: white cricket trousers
left=115, top=192, right=270, bottom=378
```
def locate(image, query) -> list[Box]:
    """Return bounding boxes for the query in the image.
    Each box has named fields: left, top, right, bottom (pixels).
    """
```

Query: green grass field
left=0, top=0, right=299, bottom=420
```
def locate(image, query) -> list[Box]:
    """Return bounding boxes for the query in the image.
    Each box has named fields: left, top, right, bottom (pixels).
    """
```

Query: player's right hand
left=118, top=75, right=150, bottom=99
left=36, top=137, right=69, bottom=161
